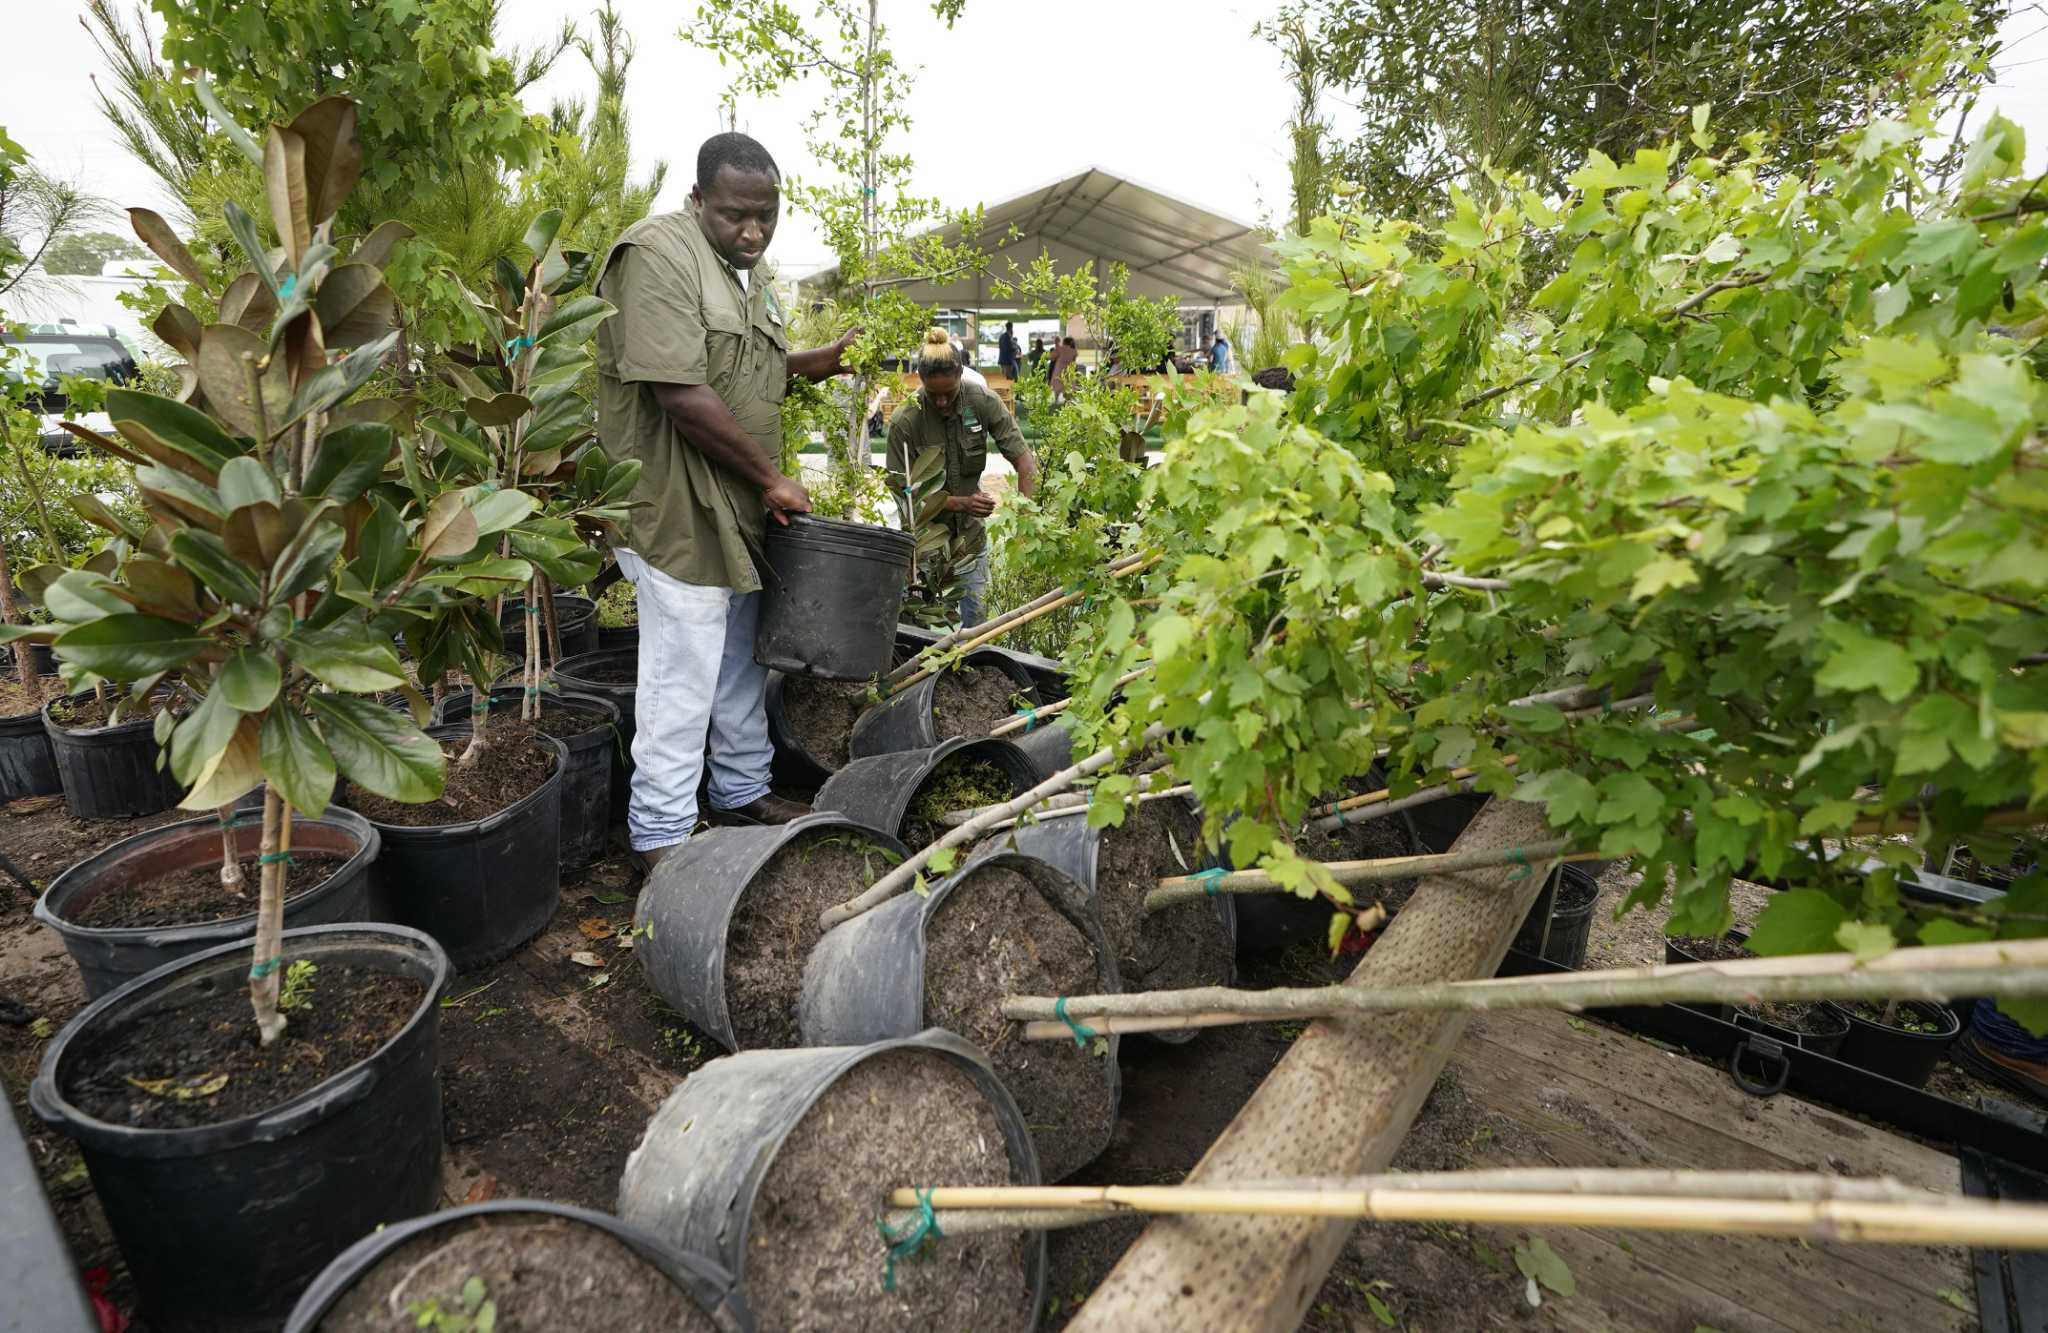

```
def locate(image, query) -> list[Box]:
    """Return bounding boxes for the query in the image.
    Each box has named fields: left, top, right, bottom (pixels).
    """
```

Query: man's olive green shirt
left=885, top=382, right=1028, bottom=556
left=595, top=207, right=788, bottom=591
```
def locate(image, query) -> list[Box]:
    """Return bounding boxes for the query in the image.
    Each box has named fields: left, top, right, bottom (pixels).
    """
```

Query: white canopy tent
left=796, top=167, right=1276, bottom=309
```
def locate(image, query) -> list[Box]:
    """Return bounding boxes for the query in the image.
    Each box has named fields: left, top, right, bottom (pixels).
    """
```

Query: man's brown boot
left=634, top=843, right=679, bottom=875
left=709, top=794, right=812, bottom=827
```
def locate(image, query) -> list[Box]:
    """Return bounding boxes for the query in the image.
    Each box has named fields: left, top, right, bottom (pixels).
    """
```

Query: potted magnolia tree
left=23, top=96, right=532, bottom=1331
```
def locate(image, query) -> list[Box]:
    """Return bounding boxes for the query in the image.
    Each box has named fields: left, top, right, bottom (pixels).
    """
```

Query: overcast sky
left=3, top=0, right=2045, bottom=278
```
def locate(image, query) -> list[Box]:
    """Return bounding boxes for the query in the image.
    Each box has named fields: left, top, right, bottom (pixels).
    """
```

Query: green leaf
left=260, top=707, right=337, bottom=815
left=281, top=330, right=402, bottom=427
left=168, top=530, right=264, bottom=608
left=470, top=487, right=540, bottom=537
left=463, top=393, right=532, bottom=427
left=219, top=648, right=282, bottom=711
left=1513, top=1237, right=1574, bottom=1297
left=522, top=209, right=564, bottom=260
left=1745, top=889, right=1849, bottom=955
left=306, top=692, right=444, bottom=803
left=304, top=423, right=394, bottom=502
left=216, top=455, right=282, bottom=513
left=1147, top=612, right=1195, bottom=660
left=107, top=389, right=241, bottom=474
left=179, top=714, right=263, bottom=809
left=312, top=263, right=396, bottom=349
left=53, top=614, right=210, bottom=678
left=284, top=627, right=407, bottom=691
left=42, top=571, right=127, bottom=624
left=1594, top=772, right=1662, bottom=827
left=421, top=491, right=481, bottom=563
left=534, top=295, right=614, bottom=349
left=1630, top=554, right=1699, bottom=600
left=1833, top=920, right=1896, bottom=963
left=1996, top=995, right=2048, bottom=1039
left=351, top=496, right=413, bottom=591
left=171, top=688, right=243, bottom=787
left=1512, top=768, right=1600, bottom=825
left=222, top=199, right=277, bottom=289
left=1815, top=624, right=1918, bottom=703
left=269, top=520, right=346, bottom=605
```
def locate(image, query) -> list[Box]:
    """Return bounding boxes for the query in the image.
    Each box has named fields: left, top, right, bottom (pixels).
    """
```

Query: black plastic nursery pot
left=0, top=701, right=61, bottom=801
left=35, top=809, right=381, bottom=999
left=998, top=799, right=1233, bottom=1045
left=849, top=649, right=1040, bottom=758
left=350, top=727, right=566, bottom=972
left=43, top=690, right=183, bottom=819
left=764, top=669, right=864, bottom=789
left=596, top=621, right=639, bottom=653
left=616, top=1029, right=1045, bottom=1332
left=2, top=641, right=59, bottom=677
left=800, top=847, right=1122, bottom=1182
left=432, top=688, right=618, bottom=871
left=499, top=591, right=600, bottom=662
left=1508, top=863, right=1600, bottom=971
left=28, top=923, right=449, bottom=1332
left=551, top=647, right=638, bottom=819
left=282, top=1199, right=750, bottom=1332
left=1830, top=999, right=1961, bottom=1088
left=1663, top=928, right=1755, bottom=1022
left=813, top=735, right=1039, bottom=845
left=1407, top=789, right=1488, bottom=854
left=974, top=644, right=1070, bottom=703
left=634, top=813, right=909, bottom=1051
left=1733, top=1000, right=1852, bottom=1060
left=1006, top=717, right=1075, bottom=783
left=755, top=514, right=915, bottom=681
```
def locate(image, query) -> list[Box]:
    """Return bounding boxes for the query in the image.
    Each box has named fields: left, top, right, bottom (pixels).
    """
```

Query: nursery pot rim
left=1825, top=997, right=1961, bottom=1041
left=346, top=730, right=569, bottom=839
left=550, top=646, right=638, bottom=689
left=436, top=685, right=620, bottom=740
left=41, top=688, right=161, bottom=738
left=27, top=921, right=450, bottom=1158
left=281, top=1198, right=744, bottom=1333
left=33, top=807, right=381, bottom=951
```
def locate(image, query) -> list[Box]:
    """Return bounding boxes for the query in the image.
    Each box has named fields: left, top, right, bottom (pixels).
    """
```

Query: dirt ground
left=0, top=795, right=2018, bottom=1330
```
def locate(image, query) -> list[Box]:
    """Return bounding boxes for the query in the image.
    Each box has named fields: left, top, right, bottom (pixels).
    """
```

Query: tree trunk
left=539, top=573, right=563, bottom=666
left=0, top=531, right=37, bottom=680
left=249, top=784, right=290, bottom=1046
left=1066, top=797, right=1558, bottom=1331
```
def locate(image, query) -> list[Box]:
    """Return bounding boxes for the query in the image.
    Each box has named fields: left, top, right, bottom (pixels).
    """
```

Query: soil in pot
left=901, top=756, right=1017, bottom=850
left=724, top=828, right=899, bottom=1049
left=315, top=1214, right=714, bottom=1332
left=1842, top=999, right=1952, bottom=1035
left=1668, top=933, right=1754, bottom=963
left=1090, top=798, right=1233, bottom=994
left=746, top=1048, right=1031, bottom=1332
left=61, top=961, right=425, bottom=1130
left=923, top=864, right=1113, bottom=1182
left=559, top=657, right=637, bottom=686
left=0, top=673, right=66, bottom=717
left=1737, top=1000, right=1847, bottom=1039
left=779, top=676, right=871, bottom=772
left=48, top=691, right=180, bottom=729
left=929, top=665, right=1029, bottom=739
left=347, top=723, right=557, bottom=826
left=66, top=852, right=352, bottom=929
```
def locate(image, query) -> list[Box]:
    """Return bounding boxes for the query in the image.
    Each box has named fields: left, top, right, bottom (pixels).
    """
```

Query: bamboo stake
left=1146, top=839, right=1582, bottom=911
left=880, top=1184, right=2048, bottom=1249
left=883, top=550, right=1156, bottom=688
left=987, top=665, right=1150, bottom=739
left=939, top=781, right=1194, bottom=831
left=817, top=720, right=1170, bottom=930
left=883, top=1169, right=1940, bottom=1235
left=1005, top=937, right=2048, bottom=1041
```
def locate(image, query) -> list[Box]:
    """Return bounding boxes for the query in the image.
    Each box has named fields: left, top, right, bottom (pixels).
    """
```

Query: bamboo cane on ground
left=987, top=664, right=1151, bottom=739
left=879, top=1181, right=2048, bottom=1249
left=884, top=1168, right=1943, bottom=1234
left=1001, top=937, right=2048, bottom=1041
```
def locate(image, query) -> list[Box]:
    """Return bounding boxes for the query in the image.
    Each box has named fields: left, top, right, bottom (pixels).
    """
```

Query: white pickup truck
left=1, top=324, right=140, bottom=450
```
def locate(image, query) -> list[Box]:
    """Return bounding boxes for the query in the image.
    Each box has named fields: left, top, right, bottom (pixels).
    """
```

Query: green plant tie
left=1599, top=685, right=1613, bottom=715
left=259, top=851, right=294, bottom=866
left=478, top=481, right=499, bottom=493
left=276, top=274, right=297, bottom=300
left=1053, top=996, right=1097, bottom=1048
left=1187, top=867, right=1228, bottom=895
left=248, top=957, right=282, bottom=979
left=1505, top=847, right=1531, bottom=881
left=505, top=334, right=535, bottom=353
left=878, top=1187, right=942, bottom=1290
left=1015, top=706, right=1037, bottom=733
left=218, top=810, right=244, bottom=829
left=524, top=686, right=540, bottom=696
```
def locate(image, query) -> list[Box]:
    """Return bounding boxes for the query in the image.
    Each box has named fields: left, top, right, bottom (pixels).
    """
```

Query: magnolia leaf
left=262, top=124, right=311, bottom=265
left=67, top=493, right=146, bottom=543
left=547, top=249, right=594, bottom=296
left=218, top=272, right=279, bottom=334
left=222, top=199, right=277, bottom=291
left=223, top=501, right=293, bottom=567
left=284, top=627, right=406, bottom=691
left=115, top=559, right=202, bottom=621
left=314, top=264, right=395, bottom=349
left=535, top=295, right=613, bottom=349
left=108, top=389, right=240, bottom=479
left=219, top=648, right=282, bottom=711
left=217, top=455, right=283, bottom=513
left=197, top=324, right=291, bottom=441
left=181, top=714, right=264, bottom=809
left=270, top=521, right=347, bottom=605
left=170, top=529, right=264, bottom=607
left=421, top=491, right=481, bottom=563
left=350, top=220, right=414, bottom=272
left=151, top=304, right=204, bottom=360
left=286, top=97, right=361, bottom=228
left=42, top=571, right=127, bottom=623
left=52, top=614, right=209, bottom=678
left=523, top=209, right=564, bottom=261
left=280, top=330, right=400, bottom=428
left=306, top=692, right=445, bottom=803
left=470, top=488, right=539, bottom=538
left=260, top=707, right=337, bottom=815
left=304, top=423, right=394, bottom=502
left=463, top=393, right=533, bottom=427
left=127, top=208, right=208, bottom=288
left=170, top=687, right=243, bottom=786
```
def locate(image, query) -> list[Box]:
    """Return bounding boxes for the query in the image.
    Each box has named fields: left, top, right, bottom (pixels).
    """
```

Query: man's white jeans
left=615, top=548, right=773, bottom=852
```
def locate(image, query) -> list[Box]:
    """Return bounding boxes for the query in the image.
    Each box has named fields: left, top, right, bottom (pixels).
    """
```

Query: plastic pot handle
left=250, top=1063, right=379, bottom=1142
left=141, top=924, right=240, bottom=950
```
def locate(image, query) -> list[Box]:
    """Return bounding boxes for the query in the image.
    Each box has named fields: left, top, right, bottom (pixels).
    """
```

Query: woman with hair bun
left=885, top=328, right=1039, bottom=624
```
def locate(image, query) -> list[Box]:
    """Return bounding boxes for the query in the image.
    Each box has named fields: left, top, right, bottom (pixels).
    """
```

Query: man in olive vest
left=595, top=132, right=859, bottom=870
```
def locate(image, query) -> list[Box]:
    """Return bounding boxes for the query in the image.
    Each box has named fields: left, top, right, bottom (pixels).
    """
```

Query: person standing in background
left=1048, top=335, right=1078, bottom=402
left=997, top=320, right=1021, bottom=379
left=1209, top=330, right=1233, bottom=373
left=1028, top=334, right=1046, bottom=378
